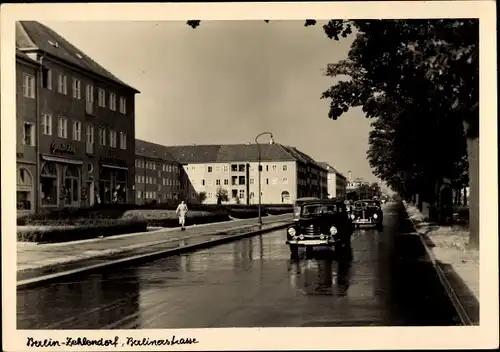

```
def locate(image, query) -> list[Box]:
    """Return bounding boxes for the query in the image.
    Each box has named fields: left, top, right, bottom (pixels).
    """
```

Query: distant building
left=346, top=170, right=368, bottom=191
left=16, top=21, right=140, bottom=215
left=164, top=143, right=328, bottom=204
left=318, top=162, right=347, bottom=199
left=134, top=139, right=181, bottom=204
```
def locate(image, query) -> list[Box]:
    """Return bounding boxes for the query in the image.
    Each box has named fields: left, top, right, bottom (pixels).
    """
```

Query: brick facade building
left=16, top=21, right=140, bottom=215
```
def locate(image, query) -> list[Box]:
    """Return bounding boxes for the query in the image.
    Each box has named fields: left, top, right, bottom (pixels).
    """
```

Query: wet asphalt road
left=17, top=202, right=460, bottom=329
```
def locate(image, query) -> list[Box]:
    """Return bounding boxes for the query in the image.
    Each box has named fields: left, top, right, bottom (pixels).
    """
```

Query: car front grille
left=305, top=225, right=320, bottom=236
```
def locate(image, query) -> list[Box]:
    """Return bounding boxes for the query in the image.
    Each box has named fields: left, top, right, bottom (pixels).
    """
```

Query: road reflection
left=287, top=246, right=353, bottom=297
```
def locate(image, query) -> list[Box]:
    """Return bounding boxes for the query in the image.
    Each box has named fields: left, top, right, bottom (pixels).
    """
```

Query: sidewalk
left=17, top=214, right=291, bottom=281
left=403, top=201, right=479, bottom=325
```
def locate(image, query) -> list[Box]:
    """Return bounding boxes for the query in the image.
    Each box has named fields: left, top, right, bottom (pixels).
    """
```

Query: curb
left=402, top=202, right=472, bottom=326
left=17, top=222, right=290, bottom=291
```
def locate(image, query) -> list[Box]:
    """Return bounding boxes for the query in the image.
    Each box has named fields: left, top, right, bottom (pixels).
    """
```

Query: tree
left=198, top=191, right=207, bottom=204
left=216, top=187, right=229, bottom=205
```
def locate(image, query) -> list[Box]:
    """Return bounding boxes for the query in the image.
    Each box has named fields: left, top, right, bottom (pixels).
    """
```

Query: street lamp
left=255, top=132, right=274, bottom=227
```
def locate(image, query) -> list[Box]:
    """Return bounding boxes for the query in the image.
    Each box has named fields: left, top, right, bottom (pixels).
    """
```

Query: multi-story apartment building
left=134, top=139, right=181, bottom=204
left=318, top=162, right=347, bottom=199
left=165, top=143, right=328, bottom=204
left=16, top=21, right=140, bottom=215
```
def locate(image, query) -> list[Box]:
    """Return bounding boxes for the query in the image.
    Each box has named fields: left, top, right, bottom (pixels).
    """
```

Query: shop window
left=17, top=168, right=33, bottom=211
left=114, top=170, right=127, bottom=204
left=40, top=162, right=58, bottom=206
left=64, top=165, right=80, bottom=205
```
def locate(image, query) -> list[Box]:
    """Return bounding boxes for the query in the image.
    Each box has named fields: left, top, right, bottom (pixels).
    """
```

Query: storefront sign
left=51, top=142, right=76, bottom=155
left=100, top=155, right=126, bottom=166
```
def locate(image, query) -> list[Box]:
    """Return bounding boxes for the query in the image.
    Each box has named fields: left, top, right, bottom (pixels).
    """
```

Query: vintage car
left=286, top=199, right=354, bottom=258
left=350, top=199, right=383, bottom=229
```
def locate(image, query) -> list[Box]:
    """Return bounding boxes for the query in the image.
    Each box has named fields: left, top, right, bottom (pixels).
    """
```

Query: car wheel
left=289, top=245, right=299, bottom=259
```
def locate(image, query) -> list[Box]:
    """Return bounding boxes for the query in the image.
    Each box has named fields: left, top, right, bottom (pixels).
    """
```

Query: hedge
left=17, top=203, right=294, bottom=227
left=17, top=219, right=148, bottom=244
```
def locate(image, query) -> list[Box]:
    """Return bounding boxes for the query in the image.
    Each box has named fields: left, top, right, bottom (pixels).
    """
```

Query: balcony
left=86, top=143, right=94, bottom=155
left=86, top=101, right=94, bottom=115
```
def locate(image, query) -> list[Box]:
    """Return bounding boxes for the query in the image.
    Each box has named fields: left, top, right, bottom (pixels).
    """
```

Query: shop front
left=97, top=156, right=128, bottom=204
left=39, top=153, right=83, bottom=209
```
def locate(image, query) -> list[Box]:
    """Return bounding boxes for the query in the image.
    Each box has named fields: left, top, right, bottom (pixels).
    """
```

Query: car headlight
left=299, top=234, right=305, bottom=240
left=373, top=213, right=378, bottom=219
left=350, top=214, right=355, bottom=220
left=287, top=227, right=296, bottom=236
left=329, top=226, right=338, bottom=235
left=319, top=234, right=326, bottom=240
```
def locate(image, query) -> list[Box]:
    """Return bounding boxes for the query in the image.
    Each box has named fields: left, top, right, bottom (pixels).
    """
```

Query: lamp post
left=255, top=132, right=274, bottom=227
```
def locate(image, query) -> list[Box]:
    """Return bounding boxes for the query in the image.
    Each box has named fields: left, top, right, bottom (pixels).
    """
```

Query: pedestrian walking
left=176, top=200, right=189, bottom=230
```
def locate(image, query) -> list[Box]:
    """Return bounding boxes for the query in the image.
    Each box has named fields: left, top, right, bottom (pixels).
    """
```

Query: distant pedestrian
left=176, top=201, right=189, bottom=230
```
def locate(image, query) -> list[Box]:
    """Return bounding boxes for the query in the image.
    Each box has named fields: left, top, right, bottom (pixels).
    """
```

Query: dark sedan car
left=286, top=199, right=354, bottom=258
left=350, top=199, right=384, bottom=230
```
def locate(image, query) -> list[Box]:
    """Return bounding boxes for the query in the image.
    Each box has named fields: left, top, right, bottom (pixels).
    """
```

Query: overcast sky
left=44, top=20, right=376, bottom=182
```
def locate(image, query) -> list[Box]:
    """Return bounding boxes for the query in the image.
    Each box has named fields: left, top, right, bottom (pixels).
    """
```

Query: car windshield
left=301, top=204, right=341, bottom=216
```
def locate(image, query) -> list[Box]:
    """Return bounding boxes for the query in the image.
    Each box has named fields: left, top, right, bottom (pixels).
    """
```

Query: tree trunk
left=465, top=123, right=479, bottom=249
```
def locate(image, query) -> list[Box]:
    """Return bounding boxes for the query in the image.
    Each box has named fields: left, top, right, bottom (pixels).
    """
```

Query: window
left=216, top=179, right=221, bottom=185
left=109, top=92, right=117, bottom=111
left=224, top=179, right=229, bottom=185
left=99, top=127, right=106, bottom=146
left=239, top=164, right=245, bottom=172
left=239, top=190, right=245, bottom=199
left=216, top=166, right=221, bottom=172
left=163, top=178, right=166, bottom=186
left=223, top=165, right=229, bottom=172
left=249, top=178, right=254, bottom=185
left=266, top=178, right=269, bottom=185
left=119, top=132, right=127, bottom=150
left=17, top=168, right=33, bottom=211
left=72, top=121, right=82, bottom=141
left=58, top=117, right=67, bottom=138
left=86, top=84, right=94, bottom=114
left=98, top=88, right=106, bottom=107
left=22, top=123, right=35, bottom=146
left=231, top=164, right=238, bottom=172
left=109, top=130, right=117, bottom=148
left=119, top=97, right=126, bottom=114
left=22, top=73, right=35, bottom=98
left=40, top=162, right=58, bottom=206
left=208, top=193, right=213, bottom=199
left=41, top=113, right=52, bottom=135
left=57, top=74, right=67, bottom=95
left=272, top=165, right=277, bottom=171
left=239, top=176, right=245, bottom=185
left=86, top=124, right=94, bottom=154
left=282, top=177, right=288, bottom=184
left=42, top=69, right=52, bottom=90
left=73, top=79, right=81, bottom=99
left=64, top=165, right=80, bottom=205
left=202, top=180, right=205, bottom=186
left=208, top=166, right=213, bottom=173
left=266, top=165, right=269, bottom=172
left=231, top=176, right=238, bottom=185
left=137, top=190, right=142, bottom=199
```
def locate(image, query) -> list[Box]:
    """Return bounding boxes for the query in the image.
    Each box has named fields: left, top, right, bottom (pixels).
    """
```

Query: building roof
left=163, top=143, right=325, bottom=166
left=318, top=162, right=346, bottom=179
left=15, top=48, right=38, bottom=66
left=135, top=139, right=180, bottom=163
left=16, top=21, right=139, bottom=93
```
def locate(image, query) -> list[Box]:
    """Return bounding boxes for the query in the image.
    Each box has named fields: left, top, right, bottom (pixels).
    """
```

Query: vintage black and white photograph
left=1, top=2, right=498, bottom=351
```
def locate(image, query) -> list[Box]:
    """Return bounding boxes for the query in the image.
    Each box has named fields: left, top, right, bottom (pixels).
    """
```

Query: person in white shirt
left=176, top=201, right=189, bottom=230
